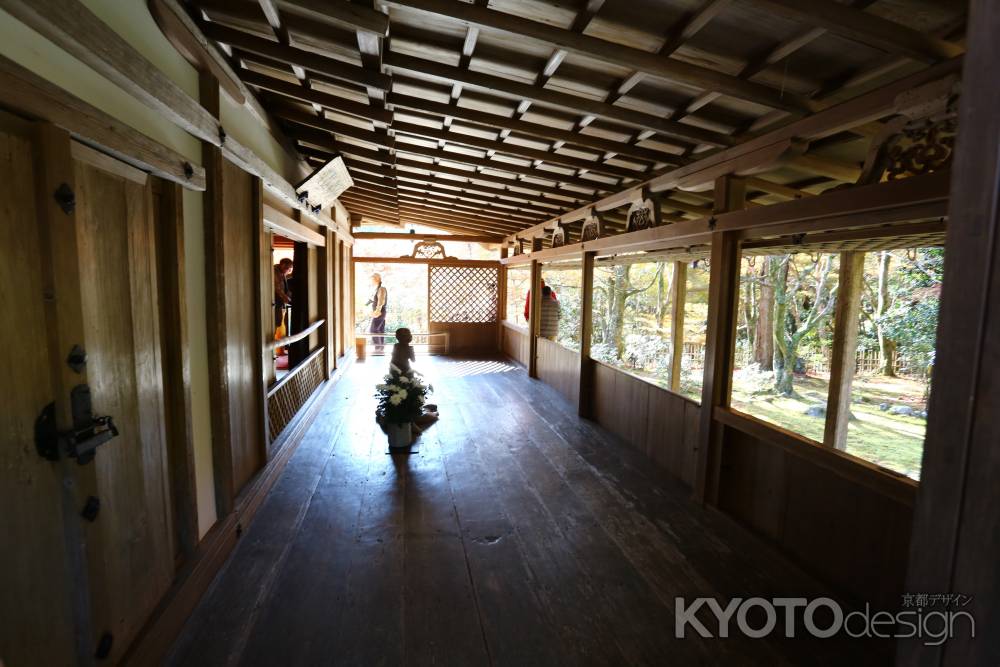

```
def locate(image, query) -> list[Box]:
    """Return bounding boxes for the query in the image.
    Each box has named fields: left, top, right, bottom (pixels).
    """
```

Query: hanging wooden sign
left=626, top=197, right=659, bottom=232
left=295, top=155, right=353, bottom=211
left=551, top=224, right=566, bottom=248
left=580, top=214, right=601, bottom=242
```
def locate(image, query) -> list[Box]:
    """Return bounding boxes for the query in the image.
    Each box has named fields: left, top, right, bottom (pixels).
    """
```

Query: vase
left=386, top=421, right=412, bottom=448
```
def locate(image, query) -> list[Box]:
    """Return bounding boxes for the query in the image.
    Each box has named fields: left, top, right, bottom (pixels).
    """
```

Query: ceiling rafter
left=187, top=0, right=966, bottom=239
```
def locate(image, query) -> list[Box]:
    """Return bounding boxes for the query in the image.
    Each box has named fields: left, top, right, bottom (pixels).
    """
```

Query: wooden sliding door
left=0, top=119, right=177, bottom=664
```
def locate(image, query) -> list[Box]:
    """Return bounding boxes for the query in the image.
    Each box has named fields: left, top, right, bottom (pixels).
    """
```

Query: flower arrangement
left=375, top=364, right=433, bottom=425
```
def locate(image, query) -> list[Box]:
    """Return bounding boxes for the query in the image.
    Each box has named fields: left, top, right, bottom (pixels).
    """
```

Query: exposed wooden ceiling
left=187, top=0, right=966, bottom=240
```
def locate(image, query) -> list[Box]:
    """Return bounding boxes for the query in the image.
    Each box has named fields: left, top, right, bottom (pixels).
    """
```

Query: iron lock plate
left=35, top=385, right=119, bottom=464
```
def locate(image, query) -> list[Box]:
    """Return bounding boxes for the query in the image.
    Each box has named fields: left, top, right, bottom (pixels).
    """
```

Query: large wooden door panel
left=73, top=152, right=175, bottom=663
left=0, top=116, right=78, bottom=666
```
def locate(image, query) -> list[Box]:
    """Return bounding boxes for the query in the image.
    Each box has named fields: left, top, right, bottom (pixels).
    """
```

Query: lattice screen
left=268, top=351, right=325, bottom=442
left=429, top=265, right=499, bottom=323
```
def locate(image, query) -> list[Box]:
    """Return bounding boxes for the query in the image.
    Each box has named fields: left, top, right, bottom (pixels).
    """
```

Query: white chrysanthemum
left=396, top=389, right=408, bottom=400
left=398, top=375, right=411, bottom=384
left=389, top=394, right=403, bottom=406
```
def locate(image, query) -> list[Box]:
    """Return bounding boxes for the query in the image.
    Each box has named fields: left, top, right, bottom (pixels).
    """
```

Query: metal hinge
left=35, top=385, right=118, bottom=465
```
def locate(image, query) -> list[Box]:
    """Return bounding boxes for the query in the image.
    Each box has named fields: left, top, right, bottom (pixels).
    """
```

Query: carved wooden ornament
left=626, top=197, right=659, bottom=232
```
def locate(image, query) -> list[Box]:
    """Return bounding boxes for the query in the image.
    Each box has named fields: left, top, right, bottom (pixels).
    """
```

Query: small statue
left=391, top=327, right=416, bottom=374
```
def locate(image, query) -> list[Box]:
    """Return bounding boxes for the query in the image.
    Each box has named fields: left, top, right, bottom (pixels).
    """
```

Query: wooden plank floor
left=168, top=356, right=888, bottom=666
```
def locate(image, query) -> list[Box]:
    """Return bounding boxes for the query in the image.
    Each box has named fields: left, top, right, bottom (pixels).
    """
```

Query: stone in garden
left=879, top=403, right=890, bottom=412
left=804, top=405, right=826, bottom=417
left=889, top=405, right=916, bottom=416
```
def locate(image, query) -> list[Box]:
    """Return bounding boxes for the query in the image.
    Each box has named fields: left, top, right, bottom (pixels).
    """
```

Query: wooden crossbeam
left=241, top=70, right=393, bottom=123
left=201, top=22, right=390, bottom=90
left=384, top=52, right=731, bottom=148
left=503, top=56, right=962, bottom=242
left=390, top=120, right=643, bottom=180
left=383, top=0, right=813, bottom=114
left=388, top=92, right=678, bottom=165
left=277, top=0, right=390, bottom=36
left=749, top=0, right=964, bottom=64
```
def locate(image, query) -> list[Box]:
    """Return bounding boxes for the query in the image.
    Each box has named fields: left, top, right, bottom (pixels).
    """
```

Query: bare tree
left=771, top=254, right=838, bottom=395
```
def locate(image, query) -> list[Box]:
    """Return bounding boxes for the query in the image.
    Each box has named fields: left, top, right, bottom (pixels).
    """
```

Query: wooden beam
left=149, top=0, right=245, bottom=104
left=383, top=0, right=812, bottom=114
left=388, top=92, right=679, bottom=164
left=240, top=70, right=393, bottom=124
left=277, top=0, right=390, bottom=36
left=384, top=52, right=731, bottom=148
left=578, top=250, right=596, bottom=417
left=745, top=176, right=815, bottom=199
left=823, top=251, right=865, bottom=451
left=901, top=1, right=1000, bottom=662
left=263, top=204, right=326, bottom=245
left=0, top=0, right=348, bottom=232
left=390, top=120, right=642, bottom=179
left=503, top=56, right=962, bottom=244
left=201, top=22, right=391, bottom=90
left=352, top=232, right=497, bottom=243
left=749, top=0, right=964, bottom=64
left=503, top=170, right=949, bottom=265
left=694, top=176, right=745, bottom=505
left=0, top=55, right=205, bottom=190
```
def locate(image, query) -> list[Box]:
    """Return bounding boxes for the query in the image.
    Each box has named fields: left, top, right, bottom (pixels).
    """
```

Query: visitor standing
left=368, top=272, right=388, bottom=354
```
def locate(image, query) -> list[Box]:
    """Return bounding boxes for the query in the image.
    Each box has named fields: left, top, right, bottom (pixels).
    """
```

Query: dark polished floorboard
left=168, top=356, right=886, bottom=666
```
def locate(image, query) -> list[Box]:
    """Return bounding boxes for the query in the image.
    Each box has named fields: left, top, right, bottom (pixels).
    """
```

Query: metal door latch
left=35, top=385, right=118, bottom=465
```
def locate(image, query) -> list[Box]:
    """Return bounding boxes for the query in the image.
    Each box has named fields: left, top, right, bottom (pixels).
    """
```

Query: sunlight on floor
left=426, top=359, right=518, bottom=378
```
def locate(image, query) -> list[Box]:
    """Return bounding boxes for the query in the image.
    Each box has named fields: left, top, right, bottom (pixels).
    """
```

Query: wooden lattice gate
left=428, top=263, right=501, bottom=355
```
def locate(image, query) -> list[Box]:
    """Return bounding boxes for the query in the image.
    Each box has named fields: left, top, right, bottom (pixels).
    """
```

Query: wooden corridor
left=168, top=357, right=885, bottom=666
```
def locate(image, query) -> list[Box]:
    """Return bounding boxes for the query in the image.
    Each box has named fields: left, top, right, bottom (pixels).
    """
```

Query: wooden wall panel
left=307, top=245, right=319, bottom=350
left=501, top=322, right=530, bottom=367
left=535, top=338, right=580, bottom=407
left=430, top=321, right=498, bottom=355
left=219, top=158, right=265, bottom=496
left=591, top=362, right=700, bottom=487
left=718, top=426, right=912, bottom=610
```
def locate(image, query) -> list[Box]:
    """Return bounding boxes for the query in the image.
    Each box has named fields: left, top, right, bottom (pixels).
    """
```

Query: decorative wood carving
left=409, top=240, right=448, bottom=259
left=551, top=224, right=566, bottom=248
left=854, top=78, right=960, bottom=186
left=580, top=214, right=601, bottom=242
left=626, top=197, right=660, bottom=232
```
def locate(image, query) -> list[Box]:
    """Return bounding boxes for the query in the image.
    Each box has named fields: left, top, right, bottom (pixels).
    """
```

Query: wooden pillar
left=199, top=72, right=234, bottom=516
left=578, top=250, right=596, bottom=417
left=531, top=237, right=543, bottom=253
left=669, top=260, right=687, bottom=393
left=151, top=179, right=199, bottom=561
left=901, top=1, right=1000, bottom=663
left=823, top=251, right=865, bottom=450
left=528, top=259, right=542, bottom=378
left=694, top=175, right=745, bottom=505
left=251, top=178, right=269, bottom=464
left=318, top=228, right=333, bottom=379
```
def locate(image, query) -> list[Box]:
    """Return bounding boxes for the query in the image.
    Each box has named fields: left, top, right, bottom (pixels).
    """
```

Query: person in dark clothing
left=274, top=258, right=293, bottom=329
left=368, top=272, right=388, bottom=354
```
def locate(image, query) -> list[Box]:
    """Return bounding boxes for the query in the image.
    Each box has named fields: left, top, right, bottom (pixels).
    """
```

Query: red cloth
left=523, top=288, right=557, bottom=320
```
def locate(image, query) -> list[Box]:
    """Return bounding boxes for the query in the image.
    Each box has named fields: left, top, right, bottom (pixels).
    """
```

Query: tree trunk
left=876, top=251, right=897, bottom=377
left=771, top=256, right=795, bottom=395
left=754, top=257, right=774, bottom=370
left=611, top=265, right=630, bottom=360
